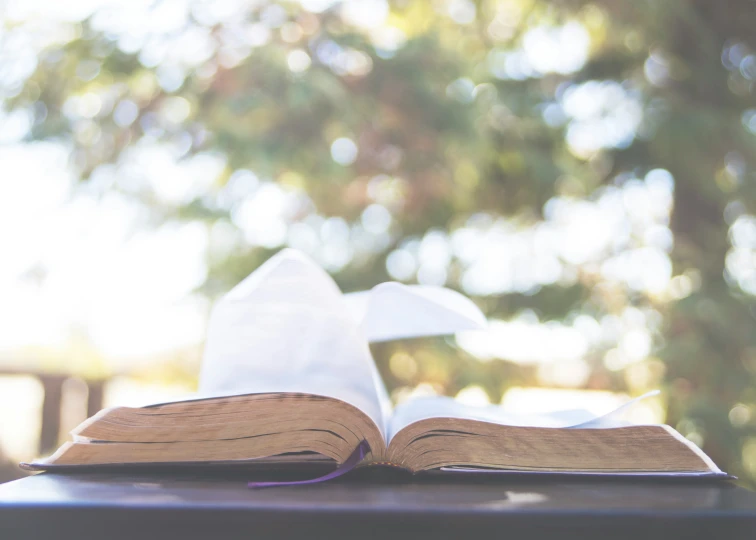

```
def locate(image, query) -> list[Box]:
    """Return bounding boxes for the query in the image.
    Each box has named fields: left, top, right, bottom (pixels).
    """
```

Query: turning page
left=199, top=249, right=389, bottom=435
left=199, top=249, right=488, bottom=439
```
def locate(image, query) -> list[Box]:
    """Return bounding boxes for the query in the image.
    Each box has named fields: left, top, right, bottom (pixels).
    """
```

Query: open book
left=27, top=250, right=724, bottom=479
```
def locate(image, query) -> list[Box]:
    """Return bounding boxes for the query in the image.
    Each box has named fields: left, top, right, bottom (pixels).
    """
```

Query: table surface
left=2, top=469, right=756, bottom=540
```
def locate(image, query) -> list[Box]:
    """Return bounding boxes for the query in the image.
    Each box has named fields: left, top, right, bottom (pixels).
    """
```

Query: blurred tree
left=4, top=0, right=756, bottom=483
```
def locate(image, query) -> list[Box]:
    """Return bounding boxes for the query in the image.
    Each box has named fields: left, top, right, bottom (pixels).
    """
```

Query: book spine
left=362, top=461, right=411, bottom=472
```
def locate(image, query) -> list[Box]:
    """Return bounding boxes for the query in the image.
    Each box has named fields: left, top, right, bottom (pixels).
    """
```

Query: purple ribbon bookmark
left=248, top=440, right=370, bottom=488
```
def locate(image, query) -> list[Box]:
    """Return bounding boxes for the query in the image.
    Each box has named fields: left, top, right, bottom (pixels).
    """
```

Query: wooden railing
left=0, top=369, right=105, bottom=456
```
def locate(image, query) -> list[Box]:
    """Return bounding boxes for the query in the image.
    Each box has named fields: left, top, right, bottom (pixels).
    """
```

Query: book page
left=437, top=468, right=728, bottom=477
left=344, top=283, right=487, bottom=342
left=388, top=392, right=658, bottom=442
left=199, top=249, right=390, bottom=437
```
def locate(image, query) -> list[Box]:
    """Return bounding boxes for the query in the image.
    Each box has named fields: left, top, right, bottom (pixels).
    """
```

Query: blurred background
left=1, top=0, right=755, bottom=486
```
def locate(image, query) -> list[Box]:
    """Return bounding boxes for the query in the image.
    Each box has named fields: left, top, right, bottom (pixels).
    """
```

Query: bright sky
left=0, top=142, right=209, bottom=365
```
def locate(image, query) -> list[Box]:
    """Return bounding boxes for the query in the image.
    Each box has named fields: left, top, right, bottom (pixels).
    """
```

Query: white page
left=345, top=283, right=487, bottom=342
left=388, top=392, right=659, bottom=442
left=198, top=249, right=390, bottom=436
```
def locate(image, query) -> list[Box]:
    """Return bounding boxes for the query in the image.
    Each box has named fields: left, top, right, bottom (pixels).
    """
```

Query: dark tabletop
left=1, top=469, right=755, bottom=540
